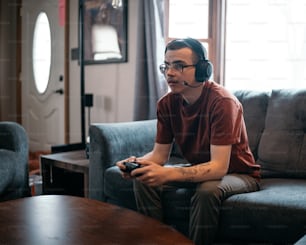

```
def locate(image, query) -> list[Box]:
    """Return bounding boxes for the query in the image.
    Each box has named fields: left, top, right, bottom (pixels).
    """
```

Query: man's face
left=163, top=47, right=197, bottom=93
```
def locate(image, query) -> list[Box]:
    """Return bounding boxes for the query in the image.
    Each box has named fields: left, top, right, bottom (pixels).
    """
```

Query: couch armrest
left=89, top=119, right=157, bottom=201
left=0, top=121, right=30, bottom=199
left=0, top=121, right=28, bottom=153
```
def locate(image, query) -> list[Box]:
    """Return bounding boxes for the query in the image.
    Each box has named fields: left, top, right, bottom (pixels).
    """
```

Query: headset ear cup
left=195, top=60, right=213, bottom=82
left=205, top=61, right=213, bottom=80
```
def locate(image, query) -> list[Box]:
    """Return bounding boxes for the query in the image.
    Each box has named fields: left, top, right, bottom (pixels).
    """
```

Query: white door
left=21, top=0, right=65, bottom=151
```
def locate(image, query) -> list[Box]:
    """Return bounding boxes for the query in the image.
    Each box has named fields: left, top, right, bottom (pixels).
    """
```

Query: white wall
left=69, top=0, right=139, bottom=142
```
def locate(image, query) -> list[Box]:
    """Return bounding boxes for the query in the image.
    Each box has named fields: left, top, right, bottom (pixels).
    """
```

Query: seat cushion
left=161, top=178, right=306, bottom=242
left=104, top=166, right=136, bottom=210
left=219, top=178, right=306, bottom=243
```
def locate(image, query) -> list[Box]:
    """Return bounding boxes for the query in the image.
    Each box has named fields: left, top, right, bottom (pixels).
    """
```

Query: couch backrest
left=169, top=90, right=270, bottom=165
left=172, top=89, right=306, bottom=179
left=257, top=89, right=306, bottom=178
left=233, top=90, right=270, bottom=160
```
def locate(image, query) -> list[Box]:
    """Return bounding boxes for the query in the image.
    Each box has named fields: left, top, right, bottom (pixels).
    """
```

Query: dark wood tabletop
left=0, top=195, right=194, bottom=245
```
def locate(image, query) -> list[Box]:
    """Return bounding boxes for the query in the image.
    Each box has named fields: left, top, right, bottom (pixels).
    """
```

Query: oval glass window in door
left=32, top=12, right=51, bottom=94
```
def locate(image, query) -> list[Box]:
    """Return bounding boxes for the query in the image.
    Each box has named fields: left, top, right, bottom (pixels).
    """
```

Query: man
left=117, top=38, right=260, bottom=245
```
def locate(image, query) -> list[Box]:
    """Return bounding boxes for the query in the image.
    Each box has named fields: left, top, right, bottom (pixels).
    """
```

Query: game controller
left=122, top=161, right=141, bottom=173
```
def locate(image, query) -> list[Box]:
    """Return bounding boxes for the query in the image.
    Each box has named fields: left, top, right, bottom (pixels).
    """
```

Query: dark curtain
left=0, top=0, right=18, bottom=121
left=133, top=0, right=168, bottom=120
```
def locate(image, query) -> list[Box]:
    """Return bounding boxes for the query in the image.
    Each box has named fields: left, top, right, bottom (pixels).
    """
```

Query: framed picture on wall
left=81, top=0, right=128, bottom=64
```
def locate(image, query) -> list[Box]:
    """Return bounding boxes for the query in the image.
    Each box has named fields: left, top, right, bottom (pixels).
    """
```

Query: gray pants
left=133, top=174, right=260, bottom=245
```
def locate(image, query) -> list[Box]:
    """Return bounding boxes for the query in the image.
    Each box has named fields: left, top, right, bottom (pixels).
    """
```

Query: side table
left=40, top=150, right=89, bottom=197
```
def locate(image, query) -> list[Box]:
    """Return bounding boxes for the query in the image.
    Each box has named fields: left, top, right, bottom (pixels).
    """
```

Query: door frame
left=17, top=0, right=70, bottom=143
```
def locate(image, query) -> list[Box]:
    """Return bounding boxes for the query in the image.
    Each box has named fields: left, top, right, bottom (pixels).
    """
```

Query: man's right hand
left=116, top=156, right=138, bottom=179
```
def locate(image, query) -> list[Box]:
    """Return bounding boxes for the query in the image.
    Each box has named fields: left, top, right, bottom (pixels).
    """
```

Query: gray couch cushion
left=160, top=178, right=306, bottom=242
left=219, top=178, right=306, bottom=243
left=233, top=90, right=270, bottom=160
left=104, top=166, right=136, bottom=210
left=257, top=89, right=306, bottom=177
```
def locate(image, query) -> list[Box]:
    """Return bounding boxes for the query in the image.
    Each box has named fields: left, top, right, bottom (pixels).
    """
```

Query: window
left=225, top=0, right=306, bottom=90
left=32, top=12, right=51, bottom=94
left=167, top=0, right=209, bottom=39
left=165, top=0, right=306, bottom=90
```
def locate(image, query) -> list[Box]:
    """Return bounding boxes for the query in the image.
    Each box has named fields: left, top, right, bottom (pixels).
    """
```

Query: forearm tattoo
left=178, top=164, right=211, bottom=182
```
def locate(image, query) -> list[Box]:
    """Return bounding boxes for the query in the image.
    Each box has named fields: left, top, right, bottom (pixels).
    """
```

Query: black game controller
left=122, top=161, right=141, bottom=173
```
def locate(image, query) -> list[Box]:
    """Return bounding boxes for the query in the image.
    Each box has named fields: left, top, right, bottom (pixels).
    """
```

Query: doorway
left=20, top=0, right=69, bottom=152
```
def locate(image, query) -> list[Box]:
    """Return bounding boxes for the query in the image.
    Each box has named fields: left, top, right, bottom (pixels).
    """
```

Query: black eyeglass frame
left=159, top=63, right=196, bottom=74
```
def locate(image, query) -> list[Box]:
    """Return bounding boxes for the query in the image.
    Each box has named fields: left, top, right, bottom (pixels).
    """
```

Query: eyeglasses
left=159, top=63, right=196, bottom=74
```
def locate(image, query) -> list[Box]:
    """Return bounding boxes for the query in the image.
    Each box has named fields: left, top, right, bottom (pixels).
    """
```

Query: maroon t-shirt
left=156, top=81, right=260, bottom=178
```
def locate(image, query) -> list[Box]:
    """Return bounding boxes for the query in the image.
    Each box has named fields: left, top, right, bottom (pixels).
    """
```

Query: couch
left=89, top=89, right=306, bottom=244
left=0, top=121, right=30, bottom=201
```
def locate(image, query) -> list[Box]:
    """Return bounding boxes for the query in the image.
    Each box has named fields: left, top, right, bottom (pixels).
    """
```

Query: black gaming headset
left=171, top=38, right=213, bottom=82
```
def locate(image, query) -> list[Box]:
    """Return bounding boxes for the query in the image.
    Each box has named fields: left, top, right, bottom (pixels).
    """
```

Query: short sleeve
left=210, top=98, right=243, bottom=145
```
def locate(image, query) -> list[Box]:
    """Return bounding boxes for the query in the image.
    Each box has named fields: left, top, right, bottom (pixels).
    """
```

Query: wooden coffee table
left=0, top=195, right=194, bottom=244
